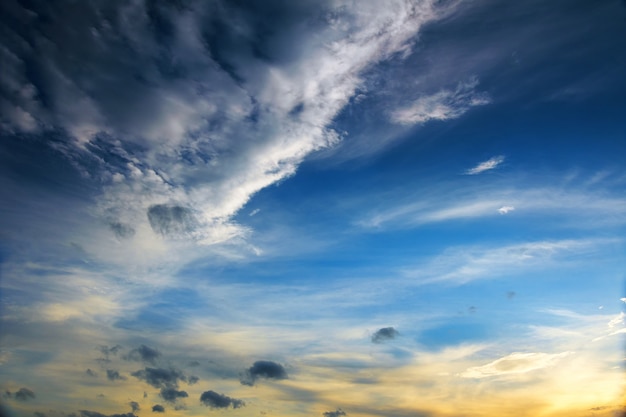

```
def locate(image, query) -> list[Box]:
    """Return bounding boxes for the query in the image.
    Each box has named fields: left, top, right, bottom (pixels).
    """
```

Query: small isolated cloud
left=460, top=351, right=573, bottom=378
left=620, top=298, right=626, bottom=303
left=200, top=390, right=245, bottom=409
left=86, top=369, right=98, bottom=377
left=160, top=388, right=188, bottom=404
left=466, top=156, right=505, bottom=175
left=240, top=361, right=288, bottom=386
left=129, top=402, right=140, bottom=412
left=107, top=370, right=126, bottom=381
left=152, top=405, right=165, bottom=413
left=371, top=327, right=399, bottom=343
left=126, top=345, right=161, bottom=365
left=131, top=367, right=187, bottom=389
left=507, top=291, right=516, bottom=299
left=249, top=209, right=260, bottom=217
left=498, top=205, right=515, bottom=214
left=390, top=78, right=490, bottom=125
left=323, top=409, right=347, bottom=417
left=14, top=387, right=35, bottom=401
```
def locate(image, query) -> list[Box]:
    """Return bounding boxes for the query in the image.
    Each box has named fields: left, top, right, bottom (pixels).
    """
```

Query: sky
left=0, top=0, right=625, bottom=416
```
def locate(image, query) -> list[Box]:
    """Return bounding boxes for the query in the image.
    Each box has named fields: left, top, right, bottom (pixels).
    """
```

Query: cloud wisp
left=390, top=78, right=490, bottom=125
left=465, top=155, right=505, bottom=175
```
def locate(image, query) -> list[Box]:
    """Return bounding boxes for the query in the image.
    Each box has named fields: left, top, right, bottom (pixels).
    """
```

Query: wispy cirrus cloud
left=390, top=77, right=490, bottom=125
left=465, top=155, right=505, bottom=175
left=460, top=351, right=573, bottom=378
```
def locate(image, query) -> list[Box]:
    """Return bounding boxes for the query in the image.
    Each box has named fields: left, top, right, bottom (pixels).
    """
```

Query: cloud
left=390, top=78, right=490, bottom=125
left=14, top=387, right=35, bottom=401
left=371, top=327, right=399, bottom=343
left=80, top=412, right=137, bottom=417
left=86, top=369, right=98, bottom=377
left=151, top=405, right=165, bottom=413
left=98, top=345, right=122, bottom=358
left=125, top=345, right=162, bottom=365
left=131, top=367, right=187, bottom=389
left=323, top=410, right=347, bottom=417
left=240, top=360, right=288, bottom=386
left=460, top=351, right=573, bottom=378
left=498, top=205, right=515, bottom=214
left=106, top=370, right=126, bottom=381
left=159, top=388, right=188, bottom=404
left=200, top=390, right=245, bottom=409
left=466, top=155, right=505, bottom=175
left=109, top=222, right=136, bottom=239
left=147, top=205, right=199, bottom=239
left=0, top=0, right=461, bottom=258
left=129, top=402, right=140, bottom=413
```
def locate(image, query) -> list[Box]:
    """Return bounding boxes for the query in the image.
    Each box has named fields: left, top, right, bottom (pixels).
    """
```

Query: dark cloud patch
left=188, top=375, right=199, bottom=385
left=147, top=205, right=198, bottom=237
left=15, top=387, right=36, bottom=401
left=131, top=367, right=187, bottom=389
left=79, top=411, right=137, bottom=417
left=86, top=369, right=98, bottom=377
left=240, top=360, right=288, bottom=386
left=152, top=405, right=165, bottom=413
left=160, top=388, right=188, bottom=403
left=109, top=222, right=136, bottom=239
left=200, top=390, right=245, bottom=409
left=34, top=412, right=47, bottom=417
left=129, top=402, right=140, bottom=412
left=323, top=410, right=347, bottom=417
left=507, top=291, right=516, bottom=299
left=371, top=327, right=399, bottom=343
left=125, top=345, right=161, bottom=365
left=98, top=345, right=122, bottom=357
left=107, top=370, right=126, bottom=381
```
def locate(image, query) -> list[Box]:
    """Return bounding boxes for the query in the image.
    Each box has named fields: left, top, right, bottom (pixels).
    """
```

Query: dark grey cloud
left=79, top=411, right=136, bottom=417
left=240, top=360, right=288, bottom=386
left=323, top=409, right=347, bottom=417
left=151, top=405, right=165, bottom=413
left=188, top=376, right=199, bottom=385
left=159, top=388, right=188, bottom=404
left=131, top=367, right=187, bottom=389
left=125, top=345, right=161, bottom=365
left=200, top=390, right=245, bottom=409
left=147, top=205, right=198, bottom=237
left=129, top=402, right=140, bottom=413
left=106, top=370, right=126, bottom=381
left=371, top=327, right=399, bottom=343
left=86, top=369, right=98, bottom=377
left=14, top=387, right=36, bottom=401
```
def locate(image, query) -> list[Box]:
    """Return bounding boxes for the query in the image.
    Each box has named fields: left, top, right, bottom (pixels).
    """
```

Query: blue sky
left=0, top=0, right=625, bottom=416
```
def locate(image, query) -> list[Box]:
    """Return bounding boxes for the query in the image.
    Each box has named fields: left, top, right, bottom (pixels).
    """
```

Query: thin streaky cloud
left=466, top=155, right=505, bottom=175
